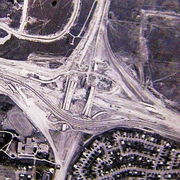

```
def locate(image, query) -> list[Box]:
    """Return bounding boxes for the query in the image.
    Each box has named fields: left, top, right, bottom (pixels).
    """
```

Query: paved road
left=0, top=0, right=81, bottom=42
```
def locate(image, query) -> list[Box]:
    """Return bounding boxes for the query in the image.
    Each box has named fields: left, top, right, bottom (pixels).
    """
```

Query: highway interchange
left=0, top=0, right=180, bottom=179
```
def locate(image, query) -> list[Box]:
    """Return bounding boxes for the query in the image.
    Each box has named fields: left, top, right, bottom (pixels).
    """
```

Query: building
left=17, top=138, right=37, bottom=157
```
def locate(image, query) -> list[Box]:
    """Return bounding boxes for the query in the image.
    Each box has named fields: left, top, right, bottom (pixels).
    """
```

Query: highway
left=0, top=71, right=180, bottom=142
left=1, top=71, right=179, bottom=135
left=0, top=0, right=180, bottom=179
